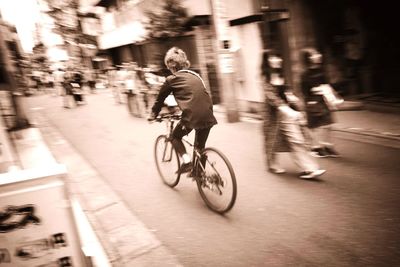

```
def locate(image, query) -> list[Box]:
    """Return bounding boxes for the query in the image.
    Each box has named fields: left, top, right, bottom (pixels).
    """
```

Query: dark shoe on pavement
left=176, top=162, right=192, bottom=174
left=324, top=146, right=340, bottom=158
left=299, top=169, right=326, bottom=179
left=311, top=147, right=329, bottom=158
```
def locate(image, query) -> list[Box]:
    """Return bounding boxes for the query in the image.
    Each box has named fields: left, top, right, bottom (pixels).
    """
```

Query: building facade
left=88, top=0, right=399, bottom=113
left=0, top=15, right=30, bottom=130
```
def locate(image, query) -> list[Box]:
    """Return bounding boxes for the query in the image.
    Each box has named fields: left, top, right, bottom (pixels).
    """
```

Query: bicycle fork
left=162, top=120, right=176, bottom=163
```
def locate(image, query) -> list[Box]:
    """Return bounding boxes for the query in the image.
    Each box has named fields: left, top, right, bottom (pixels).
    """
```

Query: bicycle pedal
left=176, top=162, right=192, bottom=174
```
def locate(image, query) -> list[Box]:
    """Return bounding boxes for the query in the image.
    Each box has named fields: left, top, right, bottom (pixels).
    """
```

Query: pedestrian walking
left=71, top=70, right=85, bottom=105
left=32, top=69, right=43, bottom=93
left=54, top=68, right=65, bottom=96
left=62, top=69, right=74, bottom=108
left=63, top=69, right=85, bottom=108
left=85, top=68, right=97, bottom=94
left=125, top=62, right=143, bottom=117
left=300, top=48, right=341, bottom=158
left=106, top=66, right=117, bottom=98
left=261, top=49, right=326, bottom=179
left=143, top=67, right=165, bottom=113
left=45, top=70, right=55, bottom=95
left=114, top=65, right=127, bottom=104
left=135, top=66, right=150, bottom=114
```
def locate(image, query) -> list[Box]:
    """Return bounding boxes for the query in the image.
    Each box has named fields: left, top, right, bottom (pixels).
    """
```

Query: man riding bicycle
left=148, top=47, right=218, bottom=174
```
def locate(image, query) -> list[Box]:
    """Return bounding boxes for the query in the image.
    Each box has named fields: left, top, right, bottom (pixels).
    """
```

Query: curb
left=28, top=110, right=182, bottom=267
left=214, top=109, right=400, bottom=149
left=364, top=102, right=400, bottom=114
left=332, top=127, right=400, bottom=149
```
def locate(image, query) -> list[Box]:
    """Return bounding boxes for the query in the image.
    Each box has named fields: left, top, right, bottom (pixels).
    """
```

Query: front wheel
left=196, top=147, right=237, bottom=214
left=154, top=135, right=181, bottom=187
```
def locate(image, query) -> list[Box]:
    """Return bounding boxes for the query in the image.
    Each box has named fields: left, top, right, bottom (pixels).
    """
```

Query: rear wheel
left=154, top=135, right=181, bottom=187
left=196, top=147, right=237, bottom=214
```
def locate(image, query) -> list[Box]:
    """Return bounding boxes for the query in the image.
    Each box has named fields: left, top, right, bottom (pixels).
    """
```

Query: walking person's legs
left=308, top=127, right=328, bottom=157
left=63, top=85, right=73, bottom=108
left=310, top=125, right=340, bottom=157
left=265, top=134, right=285, bottom=173
left=113, top=85, right=122, bottom=104
left=133, top=93, right=143, bottom=118
left=126, top=92, right=135, bottom=115
left=267, top=153, right=285, bottom=174
left=280, top=121, right=325, bottom=179
left=319, top=125, right=339, bottom=157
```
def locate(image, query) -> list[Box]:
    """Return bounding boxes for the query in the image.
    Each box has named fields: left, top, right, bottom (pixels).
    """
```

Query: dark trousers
left=172, top=121, right=211, bottom=158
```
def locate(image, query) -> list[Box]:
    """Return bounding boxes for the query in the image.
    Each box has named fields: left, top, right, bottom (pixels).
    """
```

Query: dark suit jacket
left=152, top=70, right=217, bottom=129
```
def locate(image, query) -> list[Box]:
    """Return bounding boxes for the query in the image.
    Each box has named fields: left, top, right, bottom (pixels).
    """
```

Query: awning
left=230, top=9, right=290, bottom=27
left=185, top=15, right=211, bottom=27
left=98, top=21, right=146, bottom=50
left=78, top=11, right=98, bottom=19
left=95, top=0, right=116, bottom=8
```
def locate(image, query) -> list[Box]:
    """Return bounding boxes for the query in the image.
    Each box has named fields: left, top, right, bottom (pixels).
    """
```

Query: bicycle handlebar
left=148, top=112, right=182, bottom=123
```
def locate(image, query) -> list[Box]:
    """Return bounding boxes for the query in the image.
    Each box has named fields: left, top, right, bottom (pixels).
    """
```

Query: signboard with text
left=0, top=165, right=86, bottom=266
left=219, top=53, right=234, bottom=74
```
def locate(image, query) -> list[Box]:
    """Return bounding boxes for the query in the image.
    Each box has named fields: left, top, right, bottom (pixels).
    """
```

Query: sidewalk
left=215, top=100, right=400, bottom=149
left=331, top=109, right=400, bottom=149
left=27, top=109, right=182, bottom=267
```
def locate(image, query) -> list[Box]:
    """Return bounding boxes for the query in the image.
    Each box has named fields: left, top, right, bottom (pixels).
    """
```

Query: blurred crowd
left=24, top=62, right=166, bottom=116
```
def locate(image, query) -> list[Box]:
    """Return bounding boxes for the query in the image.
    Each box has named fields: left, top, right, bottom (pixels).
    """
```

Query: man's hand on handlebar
left=147, top=112, right=157, bottom=122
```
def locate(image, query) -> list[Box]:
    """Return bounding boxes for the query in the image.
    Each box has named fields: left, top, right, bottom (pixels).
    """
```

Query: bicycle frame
left=159, top=113, right=205, bottom=175
left=161, top=115, right=177, bottom=163
left=159, top=114, right=220, bottom=186
left=182, top=136, right=225, bottom=194
left=182, top=137, right=203, bottom=174
left=154, top=111, right=237, bottom=213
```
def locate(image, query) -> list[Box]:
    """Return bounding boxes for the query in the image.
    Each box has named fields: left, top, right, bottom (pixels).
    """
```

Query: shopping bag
left=312, top=84, right=344, bottom=110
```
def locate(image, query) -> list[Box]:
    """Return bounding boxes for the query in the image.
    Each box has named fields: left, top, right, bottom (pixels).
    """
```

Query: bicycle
left=151, top=110, right=237, bottom=214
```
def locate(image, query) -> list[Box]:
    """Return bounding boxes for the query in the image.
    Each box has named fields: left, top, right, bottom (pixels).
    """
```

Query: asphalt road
left=26, top=92, right=400, bottom=267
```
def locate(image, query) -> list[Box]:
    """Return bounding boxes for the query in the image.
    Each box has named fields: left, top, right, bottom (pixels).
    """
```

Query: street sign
left=219, top=52, right=234, bottom=73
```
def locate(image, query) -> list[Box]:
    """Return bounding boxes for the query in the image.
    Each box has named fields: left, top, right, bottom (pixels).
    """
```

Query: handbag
left=305, top=100, right=328, bottom=116
left=311, top=84, right=344, bottom=111
left=70, top=83, right=81, bottom=94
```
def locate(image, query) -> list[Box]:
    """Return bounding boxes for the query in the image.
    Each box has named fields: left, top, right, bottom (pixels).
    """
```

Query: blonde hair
left=164, top=47, right=190, bottom=72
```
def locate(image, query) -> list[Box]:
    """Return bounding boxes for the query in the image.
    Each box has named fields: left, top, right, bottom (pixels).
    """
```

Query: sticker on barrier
left=0, top=165, right=86, bottom=266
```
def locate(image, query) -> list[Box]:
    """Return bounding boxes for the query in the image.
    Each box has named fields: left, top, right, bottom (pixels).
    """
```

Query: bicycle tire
left=196, top=147, right=237, bottom=214
left=154, top=135, right=181, bottom=187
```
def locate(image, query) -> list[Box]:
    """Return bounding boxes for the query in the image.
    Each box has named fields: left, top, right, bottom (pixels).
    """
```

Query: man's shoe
left=324, top=146, right=340, bottom=158
left=311, top=147, right=329, bottom=158
left=268, top=167, right=286, bottom=174
left=176, top=162, right=192, bottom=174
left=299, top=169, right=326, bottom=179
